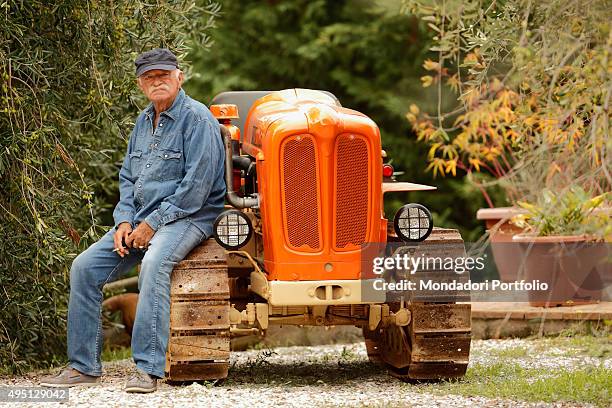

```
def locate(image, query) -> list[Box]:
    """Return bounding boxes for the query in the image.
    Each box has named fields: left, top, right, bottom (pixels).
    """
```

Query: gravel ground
left=470, top=338, right=612, bottom=370
left=1, top=339, right=609, bottom=408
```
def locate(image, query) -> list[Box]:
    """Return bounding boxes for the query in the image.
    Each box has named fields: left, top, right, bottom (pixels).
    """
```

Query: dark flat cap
left=135, top=48, right=179, bottom=77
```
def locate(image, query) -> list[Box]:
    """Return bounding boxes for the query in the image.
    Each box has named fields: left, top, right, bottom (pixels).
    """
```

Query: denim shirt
left=112, top=89, right=226, bottom=238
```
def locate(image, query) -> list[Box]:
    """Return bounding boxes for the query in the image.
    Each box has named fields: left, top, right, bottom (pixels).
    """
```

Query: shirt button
left=159, top=123, right=163, bottom=127
left=154, top=143, right=158, bottom=147
left=164, top=154, right=168, bottom=158
left=138, top=183, right=142, bottom=187
left=146, top=164, right=151, bottom=168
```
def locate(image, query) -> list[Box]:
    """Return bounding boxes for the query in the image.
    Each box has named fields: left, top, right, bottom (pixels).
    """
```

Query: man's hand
left=113, top=222, right=133, bottom=258
left=125, top=221, right=155, bottom=250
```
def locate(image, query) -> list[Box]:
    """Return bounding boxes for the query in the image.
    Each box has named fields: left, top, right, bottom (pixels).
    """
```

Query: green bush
left=0, top=0, right=218, bottom=374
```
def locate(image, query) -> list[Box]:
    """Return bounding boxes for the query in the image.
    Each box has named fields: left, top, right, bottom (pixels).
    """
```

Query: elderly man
left=40, top=48, right=226, bottom=393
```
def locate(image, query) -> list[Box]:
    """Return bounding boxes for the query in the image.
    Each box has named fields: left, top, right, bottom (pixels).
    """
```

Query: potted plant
left=404, top=1, right=611, bottom=287
left=511, top=188, right=610, bottom=307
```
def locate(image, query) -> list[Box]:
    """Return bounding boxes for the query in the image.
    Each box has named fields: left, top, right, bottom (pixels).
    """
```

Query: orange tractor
left=165, top=89, right=471, bottom=381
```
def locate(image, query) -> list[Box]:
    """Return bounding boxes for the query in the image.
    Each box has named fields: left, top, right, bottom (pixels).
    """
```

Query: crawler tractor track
left=365, top=228, right=472, bottom=381
left=378, top=302, right=471, bottom=380
left=165, top=240, right=231, bottom=382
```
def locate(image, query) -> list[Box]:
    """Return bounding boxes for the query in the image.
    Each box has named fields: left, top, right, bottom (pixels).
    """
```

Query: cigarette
left=112, top=248, right=121, bottom=252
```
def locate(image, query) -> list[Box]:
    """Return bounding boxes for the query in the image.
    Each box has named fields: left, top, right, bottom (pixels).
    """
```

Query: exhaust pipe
left=220, top=125, right=259, bottom=209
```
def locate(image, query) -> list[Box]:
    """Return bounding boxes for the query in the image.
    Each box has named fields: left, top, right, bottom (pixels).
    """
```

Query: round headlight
left=213, top=209, right=253, bottom=250
left=393, top=203, right=433, bottom=242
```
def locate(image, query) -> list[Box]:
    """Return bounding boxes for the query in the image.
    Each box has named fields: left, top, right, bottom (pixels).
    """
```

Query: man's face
left=138, top=69, right=184, bottom=105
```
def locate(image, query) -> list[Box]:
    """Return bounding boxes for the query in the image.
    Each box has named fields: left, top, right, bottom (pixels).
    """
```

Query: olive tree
left=0, top=0, right=218, bottom=373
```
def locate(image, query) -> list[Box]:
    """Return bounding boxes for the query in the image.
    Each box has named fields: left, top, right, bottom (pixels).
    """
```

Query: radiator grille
left=282, top=136, right=321, bottom=250
left=335, top=135, right=369, bottom=249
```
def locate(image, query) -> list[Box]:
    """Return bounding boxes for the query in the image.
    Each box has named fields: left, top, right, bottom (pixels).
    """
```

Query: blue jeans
left=67, top=218, right=206, bottom=378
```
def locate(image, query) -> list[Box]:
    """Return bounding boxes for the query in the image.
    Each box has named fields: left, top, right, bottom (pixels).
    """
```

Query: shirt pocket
left=153, top=148, right=183, bottom=181
left=128, top=150, right=143, bottom=177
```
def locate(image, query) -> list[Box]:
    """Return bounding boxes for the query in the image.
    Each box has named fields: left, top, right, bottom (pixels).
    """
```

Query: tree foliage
left=186, top=0, right=494, bottom=239
left=405, top=0, right=611, bottom=218
left=0, top=0, right=218, bottom=373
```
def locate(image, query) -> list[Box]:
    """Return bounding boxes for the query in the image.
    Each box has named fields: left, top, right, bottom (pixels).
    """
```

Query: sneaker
left=124, top=368, right=157, bottom=393
left=39, top=366, right=100, bottom=388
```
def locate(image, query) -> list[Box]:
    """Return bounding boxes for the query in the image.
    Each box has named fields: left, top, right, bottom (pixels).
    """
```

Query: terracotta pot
left=512, top=234, right=606, bottom=307
left=477, top=207, right=526, bottom=282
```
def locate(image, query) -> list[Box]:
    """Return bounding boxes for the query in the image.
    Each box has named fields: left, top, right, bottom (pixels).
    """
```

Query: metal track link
left=166, top=240, right=231, bottom=382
